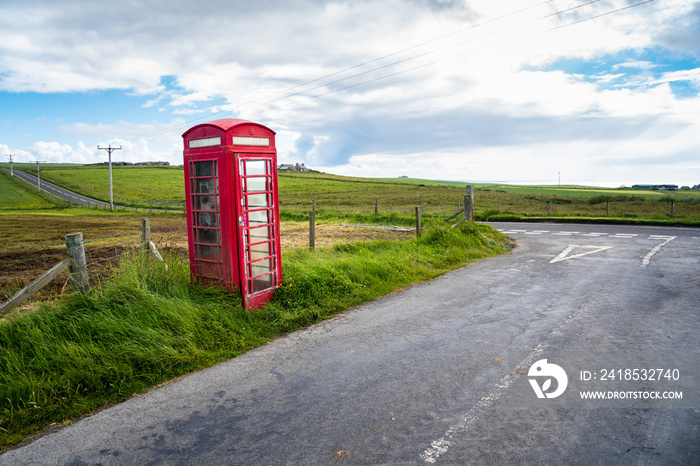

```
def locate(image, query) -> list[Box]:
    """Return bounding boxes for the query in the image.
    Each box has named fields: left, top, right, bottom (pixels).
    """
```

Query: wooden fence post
left=465, top=185, right=474, bottom=221
left=549, top=201, right=552, bottom=215
left=606, top=201, right=610, bottom=216
left=375, top=199, right=378, bottom=216
left=141, top=218, right=151, bottom=250
left=415, top=207, right=421, bottom=238
left=309, top=211, right=316, bottom=250
left=671, top=201, right=674, bottom=216
left=65, top=232, right=89, bottom=293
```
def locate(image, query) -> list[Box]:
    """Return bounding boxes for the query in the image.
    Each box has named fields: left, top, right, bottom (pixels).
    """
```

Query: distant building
left=631, top=184, right=678, bottom=191
left=277, top=163, right=310, bottom=172
left=134, top=161, right=170, bottom=166
left=102, top=161, right=133, bottom=166
left=398, top=175, right=408, bottom=178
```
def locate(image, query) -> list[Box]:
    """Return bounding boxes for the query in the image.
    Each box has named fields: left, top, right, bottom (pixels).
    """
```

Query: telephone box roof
left=182, top=118, right=276, bottom=136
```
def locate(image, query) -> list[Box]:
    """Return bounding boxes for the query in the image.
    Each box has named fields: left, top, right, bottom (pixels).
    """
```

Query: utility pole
left=98, top=144, right=122, bottom=212
left=5, top=154, right=15, bottom=176
left=32, top=161, right=47, bottom=192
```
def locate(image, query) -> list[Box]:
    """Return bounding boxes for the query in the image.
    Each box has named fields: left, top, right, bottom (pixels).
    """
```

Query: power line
left=131, top=0, right=654, bottom=143
left=5, top=154, right=15, bottom=176
left=128, top=0, right=567, bottom=142
left=243, top=0, right=655, bottom=119
left=31, top=160, right=47, bottom=193
left=98, top=145, right=122, bottom=212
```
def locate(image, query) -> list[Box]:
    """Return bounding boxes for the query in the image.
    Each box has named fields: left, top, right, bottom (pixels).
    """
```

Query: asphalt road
left=2, top=222, right=698, bottom=465
left=6, top=169, right=111, bottom=207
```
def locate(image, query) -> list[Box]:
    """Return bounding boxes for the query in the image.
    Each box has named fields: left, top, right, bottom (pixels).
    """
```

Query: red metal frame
left=182, top=119, right=282, bottom=309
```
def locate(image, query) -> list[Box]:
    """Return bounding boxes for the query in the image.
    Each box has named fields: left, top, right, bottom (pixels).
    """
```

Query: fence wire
left=1, top=227, right=142, bottom=311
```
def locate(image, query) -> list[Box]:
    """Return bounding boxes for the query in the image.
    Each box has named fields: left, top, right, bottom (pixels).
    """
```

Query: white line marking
left=641, top=236, right=676, bottom=267
left=550, top=245, right=613, bottom=263
left=421, top=298, right=586, bottom=464
left=648, top=235, right=674, bottom=239
left=582, top=232, right=608, bottom=237
left=420, top=342, right=547, bottom=463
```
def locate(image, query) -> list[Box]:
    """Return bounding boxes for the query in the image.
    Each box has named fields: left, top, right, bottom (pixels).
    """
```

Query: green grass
left=0, top=222, right=509, bottom=449
left=14, top=164, right=700, bottom=223
left=0, top=170, right=57, bottom=210
left=479, top=184, right=667, bottom=200
left=35, top=166, right=185, bottom=206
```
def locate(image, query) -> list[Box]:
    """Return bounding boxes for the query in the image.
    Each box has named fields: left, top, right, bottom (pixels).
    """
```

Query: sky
left=1, top=0, right=699, bottom=187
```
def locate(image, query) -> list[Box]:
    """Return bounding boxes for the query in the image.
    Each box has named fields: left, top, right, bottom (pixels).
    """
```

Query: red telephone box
left=182, top=119, right=282, bottom=309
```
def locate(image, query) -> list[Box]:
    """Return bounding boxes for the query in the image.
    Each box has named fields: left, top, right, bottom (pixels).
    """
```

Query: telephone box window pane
left=198, top=211, right=218, bottom=228
left=198, top=244, right=219, bottom=261
left=245, top=160, right=267, bottom=175
left=197, top=228, right=219, bottom=244
left=196, top=195, right=217, bottom=211
left=196, top=178, right=217, bottom=194
left=197, top=261, right=221, bottom=277
left=250, top=259, right=272, bottom=277
left=251, top=274, right=273, bottom=293
left=246, top=193, right=268, bottom=209
left=245, top=176, right=268, bottom=192
left=250, top=241, right=271, bottom=259
left=248, top=226, right=270, bottom=243
left=247, top=209, right=268, bottom=226
left=193, top=161, right=215, bottom=177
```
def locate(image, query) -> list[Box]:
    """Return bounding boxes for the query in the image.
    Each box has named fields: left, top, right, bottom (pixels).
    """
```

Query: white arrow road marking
left=641, top=236, right=676, bottom=267
left=550, top=245, right=614, bottom=263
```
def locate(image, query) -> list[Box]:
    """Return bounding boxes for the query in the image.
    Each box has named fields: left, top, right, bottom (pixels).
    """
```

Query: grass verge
left=475, top=210, right=700, bottom=227
left=0, top=170, right=63, bottom=210
left=0, top=222, right=510, bottom=450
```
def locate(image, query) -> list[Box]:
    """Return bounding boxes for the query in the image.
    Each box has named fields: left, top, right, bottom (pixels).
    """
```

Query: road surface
left=1, top=222, right=698, bottom=465
left=7, top=169, right=111, bottom=208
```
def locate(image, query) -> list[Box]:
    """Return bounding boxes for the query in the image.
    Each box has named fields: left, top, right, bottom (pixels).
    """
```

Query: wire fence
left=280, top=201, right=464, bottom=216
left=0, top=228, right=142, bottom=310
left=280, top=198, right=700, bottom=219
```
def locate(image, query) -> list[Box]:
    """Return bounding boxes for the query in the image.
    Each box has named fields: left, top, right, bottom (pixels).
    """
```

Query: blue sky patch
left=526, top=46, right=700, bottom=98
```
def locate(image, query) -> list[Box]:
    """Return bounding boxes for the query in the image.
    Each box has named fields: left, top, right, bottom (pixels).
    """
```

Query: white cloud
left=0, top=0, right=699, bottom=186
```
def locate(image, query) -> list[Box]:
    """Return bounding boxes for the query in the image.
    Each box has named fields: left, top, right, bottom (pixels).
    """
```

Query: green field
left=479, top=184, right=667, bottom=200
left=33, top=165, right=185, bottom=205
left=0, top=170, right=56, bottom=210
left=6, top=165, right=700, bottom=222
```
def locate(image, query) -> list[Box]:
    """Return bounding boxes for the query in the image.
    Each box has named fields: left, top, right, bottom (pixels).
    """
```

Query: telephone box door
left=235, top=154, right=281, bottom=309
